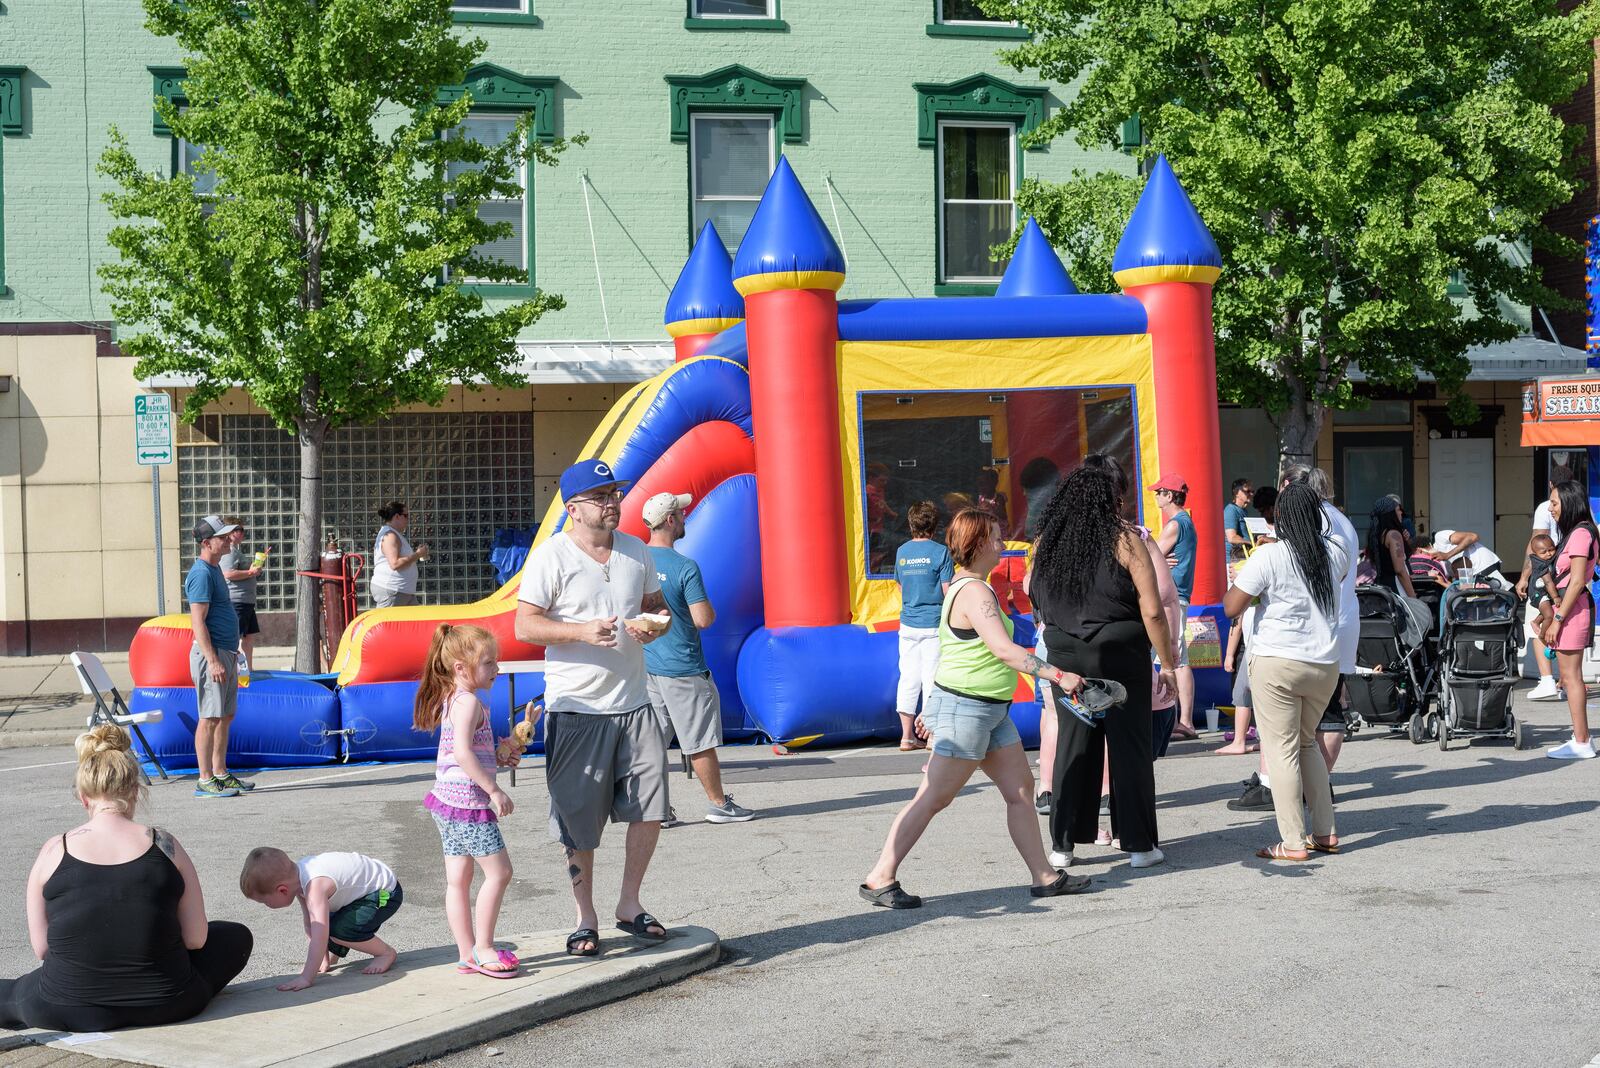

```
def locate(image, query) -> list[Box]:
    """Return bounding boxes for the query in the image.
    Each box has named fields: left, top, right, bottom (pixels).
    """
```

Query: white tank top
left=370, top=524, right=417, bottom=593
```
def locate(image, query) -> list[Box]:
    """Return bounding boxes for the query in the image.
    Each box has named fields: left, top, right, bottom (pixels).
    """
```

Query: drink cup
left=1204, top=706, right=1220, bottom=733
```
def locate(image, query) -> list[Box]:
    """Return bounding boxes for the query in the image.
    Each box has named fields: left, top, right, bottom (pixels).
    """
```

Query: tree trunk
left=1277, top=371, right=1324, bottom=478
left=294, top=408, right=328, bottom=674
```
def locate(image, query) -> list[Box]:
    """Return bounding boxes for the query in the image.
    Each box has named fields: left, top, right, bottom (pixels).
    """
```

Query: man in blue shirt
left=1223, top=478, right=1253, bottom=565
left=1154, top=474, right=1199, bottom=740
left=892, top=501, right=954, bottom=749
left=186, top=515, right=250, bottom=799
left=642, top=492, right=754, bottom=825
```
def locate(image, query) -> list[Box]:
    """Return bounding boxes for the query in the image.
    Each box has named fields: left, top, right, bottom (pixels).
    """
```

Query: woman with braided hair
left=1224, top=482, right=1351, bottom=861
left=1031, top=463, right=1176, bottom=871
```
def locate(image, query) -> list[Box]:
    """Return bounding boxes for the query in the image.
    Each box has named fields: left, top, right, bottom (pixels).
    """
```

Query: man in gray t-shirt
left=219, top=519, right=263, bottom=670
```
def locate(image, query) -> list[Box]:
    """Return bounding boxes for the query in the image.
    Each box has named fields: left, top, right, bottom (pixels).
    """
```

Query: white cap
left=1431, top=530, right=1457, bottom=553
left=642, top=492, right=692, bottom=529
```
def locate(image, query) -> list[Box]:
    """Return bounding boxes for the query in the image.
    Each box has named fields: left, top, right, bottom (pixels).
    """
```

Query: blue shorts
left=430, top=810, right=506, bottom=858
left=926, top=686, right=1020, bottom=760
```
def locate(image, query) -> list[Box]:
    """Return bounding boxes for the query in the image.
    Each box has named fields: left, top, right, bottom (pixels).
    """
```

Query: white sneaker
left=1547, top=739, right=1597, bottom=760
left=1048, top=849, right=1073, bottom=868
left=1527, top=678, right=1561, bottom=701
left=1129, top=848, right=1166, bottom=868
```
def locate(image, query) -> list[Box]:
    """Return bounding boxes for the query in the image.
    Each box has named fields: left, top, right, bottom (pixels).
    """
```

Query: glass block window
left=691, top=113, right=774, bottom=251
left=179, top=412, right=535, bottom=612
left=447, top=112, right=529, bottom=282
left=938, top=120, right=1015, bottom=282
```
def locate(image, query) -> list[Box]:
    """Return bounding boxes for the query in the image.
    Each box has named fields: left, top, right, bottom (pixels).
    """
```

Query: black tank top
left=1036, top=550, right=1141, bottom=646
left=38, top=830, right=193, bottom=1006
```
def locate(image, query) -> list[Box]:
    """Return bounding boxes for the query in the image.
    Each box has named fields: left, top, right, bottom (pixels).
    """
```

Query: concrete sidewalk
left=3, top=926, right=720, bottom=1068
left=0, top=647, right=296, bottom=749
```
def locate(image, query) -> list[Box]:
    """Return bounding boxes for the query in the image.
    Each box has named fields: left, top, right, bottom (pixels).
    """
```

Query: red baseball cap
left=1151, top=473, right=1189, bottom=494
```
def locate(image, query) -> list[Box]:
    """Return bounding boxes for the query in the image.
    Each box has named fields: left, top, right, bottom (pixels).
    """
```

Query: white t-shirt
left=1431, top=530, right=1509, bottom=588
left=298, top=852, right=397, bottom=913
left=518, top=530, right=660, bottom=714
left=1233, top=536, right=1352, bottom=665
left=1534, top=500, right=1561, bottom=541
left=1324, top=503, right=1360, bottom=673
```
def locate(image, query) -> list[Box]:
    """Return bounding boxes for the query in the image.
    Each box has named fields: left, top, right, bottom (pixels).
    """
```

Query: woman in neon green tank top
left=861, top=510, right=1093, bottom=909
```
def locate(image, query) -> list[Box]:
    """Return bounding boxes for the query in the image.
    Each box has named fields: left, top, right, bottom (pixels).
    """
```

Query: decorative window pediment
left=149, top=66, right=188, bottom=136
left=665, top=65, right=808, bottom=145
left=437, top=63, right=561, bottom=142
left=0, top=67, right=24, bottom=136
left=913, top=74, right=1048, bottom=150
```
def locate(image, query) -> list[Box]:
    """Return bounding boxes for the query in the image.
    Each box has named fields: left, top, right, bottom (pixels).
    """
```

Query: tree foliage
left=990, top=0, right=1599, bottom=461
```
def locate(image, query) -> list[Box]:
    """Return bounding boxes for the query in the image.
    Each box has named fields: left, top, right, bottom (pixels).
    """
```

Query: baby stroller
left=1422, top=583, right=1529, bottom=750
left=1346, top=584, right=1434, bottom=733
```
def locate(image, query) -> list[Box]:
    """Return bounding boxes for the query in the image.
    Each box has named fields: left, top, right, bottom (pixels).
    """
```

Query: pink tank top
left=424, top=691, right=497, bottom=823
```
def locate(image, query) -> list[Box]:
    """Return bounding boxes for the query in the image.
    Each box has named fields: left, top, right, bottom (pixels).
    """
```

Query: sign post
left=135, top=394, right=174, bottom=615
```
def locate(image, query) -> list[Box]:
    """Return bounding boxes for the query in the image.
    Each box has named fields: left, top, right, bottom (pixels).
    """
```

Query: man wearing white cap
left=642, top=491, right=754, bottom=824
left=187, top=515, right=251, bottom=799
left=1428, top=529, right=1510, bottom=589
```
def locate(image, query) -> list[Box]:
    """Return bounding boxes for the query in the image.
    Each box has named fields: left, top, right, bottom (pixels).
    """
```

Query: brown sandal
left=1255, top=842, right=1311, bottom=862
left=1306, top=835, right=1340, bottom=855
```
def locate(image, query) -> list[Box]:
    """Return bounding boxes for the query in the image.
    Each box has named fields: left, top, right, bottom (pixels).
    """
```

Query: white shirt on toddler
left=297, top=852, right=398, bottom=913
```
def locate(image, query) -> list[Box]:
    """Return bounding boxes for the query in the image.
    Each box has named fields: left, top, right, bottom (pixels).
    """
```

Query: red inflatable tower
left=1113, top=156, right=1226, bottom=603
left=731, top=158, right=850, bottom=628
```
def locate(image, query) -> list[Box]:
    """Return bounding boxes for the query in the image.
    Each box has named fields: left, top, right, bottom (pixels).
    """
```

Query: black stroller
left=1422, top=584, right=1529, bottom=750
left=1346, top=584, right=1435, bottom=733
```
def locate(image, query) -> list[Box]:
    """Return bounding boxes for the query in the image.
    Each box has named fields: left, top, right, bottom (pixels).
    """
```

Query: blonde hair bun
left=76, top=722, right=132, bottom=760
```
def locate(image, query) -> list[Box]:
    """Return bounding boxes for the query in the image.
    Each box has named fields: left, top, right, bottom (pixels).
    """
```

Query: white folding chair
left=70, top=651, right=168, bottom=783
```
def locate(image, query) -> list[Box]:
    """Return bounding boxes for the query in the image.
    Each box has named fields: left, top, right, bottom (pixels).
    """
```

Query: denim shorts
left=926, top=685, right=1020, bottom=760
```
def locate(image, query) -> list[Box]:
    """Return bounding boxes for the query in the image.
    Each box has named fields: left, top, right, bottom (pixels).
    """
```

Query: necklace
left=600, top=561, right=609, bottom=583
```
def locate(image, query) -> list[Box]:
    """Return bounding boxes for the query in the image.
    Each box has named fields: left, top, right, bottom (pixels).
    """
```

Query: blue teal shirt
left=894, top=539, right=955, bottom=629
left=1223, top=502, right=1249, bottom=551
left=644, top=546, right=710, bottom=678
left=184, top=559, right=239, bottom=653
left=1167, top=509, right=1197, bottom=601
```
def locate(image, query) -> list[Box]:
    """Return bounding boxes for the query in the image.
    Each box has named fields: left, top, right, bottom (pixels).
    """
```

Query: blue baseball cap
left=560, top=458, right=630, bottom=502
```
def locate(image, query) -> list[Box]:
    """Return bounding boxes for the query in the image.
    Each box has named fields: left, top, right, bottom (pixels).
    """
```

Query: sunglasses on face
left=574, top=490, right=623, bottom=505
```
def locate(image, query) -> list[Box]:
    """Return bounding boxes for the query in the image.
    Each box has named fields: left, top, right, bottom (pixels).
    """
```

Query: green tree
left=100, top=0, right=580, bottom=671
left=991, top=0, right=1598, bottom=470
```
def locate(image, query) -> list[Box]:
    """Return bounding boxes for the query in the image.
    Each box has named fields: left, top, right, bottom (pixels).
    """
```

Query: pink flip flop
left=457, top=948, right=518, bottom=978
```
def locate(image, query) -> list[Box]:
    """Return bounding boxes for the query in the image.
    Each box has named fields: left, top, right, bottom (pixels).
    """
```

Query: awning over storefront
left=1522, top=374, right=1600, bottom=446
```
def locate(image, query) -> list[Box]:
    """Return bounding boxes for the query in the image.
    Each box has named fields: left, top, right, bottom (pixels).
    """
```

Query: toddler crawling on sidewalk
left=241, top=846, right=403, bottom=992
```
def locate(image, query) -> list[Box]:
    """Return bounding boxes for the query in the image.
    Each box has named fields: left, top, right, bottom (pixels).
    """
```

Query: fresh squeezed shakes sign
left=1521, top=376, right=1600, bottom=446
left=1538, top=377, right=1600, bottom=419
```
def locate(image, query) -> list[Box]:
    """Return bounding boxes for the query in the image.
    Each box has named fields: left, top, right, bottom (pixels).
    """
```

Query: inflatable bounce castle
left=125, top=154, right=1228, bottom=767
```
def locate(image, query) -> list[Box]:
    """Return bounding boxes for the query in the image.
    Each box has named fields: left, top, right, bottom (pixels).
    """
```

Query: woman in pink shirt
left=1540, top=480, right=1598, bottom=760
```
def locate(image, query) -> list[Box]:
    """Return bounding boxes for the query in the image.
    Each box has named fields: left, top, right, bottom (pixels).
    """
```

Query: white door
left=1429, top=438, right=1495, bottom=547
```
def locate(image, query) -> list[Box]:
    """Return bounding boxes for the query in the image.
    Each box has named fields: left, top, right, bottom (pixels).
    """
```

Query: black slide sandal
left=859, top=881, right=922, bottom=909
left=615, top=912, right=669, bottom=942
left=1030, top=869, right=1092, bottom=897
left=566, top=928, right=600, bottom=956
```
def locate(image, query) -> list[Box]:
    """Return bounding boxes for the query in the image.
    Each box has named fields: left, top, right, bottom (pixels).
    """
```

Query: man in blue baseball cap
left=515, top=458, right=676, bottom=957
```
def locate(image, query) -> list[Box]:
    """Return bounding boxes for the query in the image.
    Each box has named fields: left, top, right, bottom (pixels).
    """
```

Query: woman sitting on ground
left=0, top=725, right=254, bottom=1032
left=861, top=508, right=1091, bottom=909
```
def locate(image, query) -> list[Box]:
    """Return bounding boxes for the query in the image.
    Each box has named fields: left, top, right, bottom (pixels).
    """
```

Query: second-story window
left=693, top=0, right=776, bottom=16
left=453, top=0, right=528, bottom=12
left=447, top=112, right=528, bottom=283
left=938, top=120, right=1015, bottom=283
left=936, top=0, right=1017, bottom=25
left=691, top=113, right=773, bottom=251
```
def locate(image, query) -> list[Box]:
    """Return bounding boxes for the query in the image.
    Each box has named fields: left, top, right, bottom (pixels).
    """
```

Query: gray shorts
left=189, top=644, right=238, bottom=720
left=1175, top=600, right=1191, bottom=668
left=647, top=672, right=723, bottom=755
left=546, top=706, right=671, bottom=851
left=925, top=685, right=1020, bottom=761
left=372, top=588, right=417, bottom=608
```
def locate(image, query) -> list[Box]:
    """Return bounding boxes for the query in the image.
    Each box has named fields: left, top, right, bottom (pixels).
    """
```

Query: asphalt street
left=1, top=692, right=1597, bottom=1068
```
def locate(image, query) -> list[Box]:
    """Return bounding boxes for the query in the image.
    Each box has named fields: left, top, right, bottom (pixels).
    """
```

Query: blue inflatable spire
left=665, top=221, right=746, bottom=337
left=996, top=217, right=1078, bottom=297
left=1111, top=154, right=1223, bottom=287
left=731, top=156, right=846, bottom=297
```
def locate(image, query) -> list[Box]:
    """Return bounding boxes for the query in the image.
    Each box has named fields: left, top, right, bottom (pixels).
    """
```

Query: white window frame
left=691, top=0, right=776, bottom=19
left=934, top=1, right=1019, bottom=27
left=936, top=119, right=1017, bottom=285
left=690, top=111, right=775, bottom=250
left=451, top=0, right=529, bottom=13
left=446, top=111, right=530, bottom=286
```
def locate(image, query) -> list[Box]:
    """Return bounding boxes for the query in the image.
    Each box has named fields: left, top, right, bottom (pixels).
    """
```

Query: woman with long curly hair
left=1224, top=482, right=1350, bottom=861
left=1031, top=465, right=1176, bottom=871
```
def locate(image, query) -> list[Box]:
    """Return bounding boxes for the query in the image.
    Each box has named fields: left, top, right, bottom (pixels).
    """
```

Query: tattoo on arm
left=1020, top=653, right=1050, bottom=678
left=563, top=845, right=584, bottom=888
left=977, top=595, right=1000, bottom=620
left=642, top=591, right=666, bottom=613
left=152, top=827, right=177, bottom=860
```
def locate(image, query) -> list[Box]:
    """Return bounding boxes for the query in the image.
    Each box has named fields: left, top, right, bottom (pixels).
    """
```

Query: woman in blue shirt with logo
left=893, top=502, right=954, bottom=751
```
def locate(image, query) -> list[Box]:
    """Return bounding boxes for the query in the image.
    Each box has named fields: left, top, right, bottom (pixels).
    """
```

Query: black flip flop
left=565, top=928, right=600, bottom=957
left=859, top=880, right=922, bottom=909
left=615, top=912, right=669, bottom=942
left=1030, top=869, right=1092, bottom=897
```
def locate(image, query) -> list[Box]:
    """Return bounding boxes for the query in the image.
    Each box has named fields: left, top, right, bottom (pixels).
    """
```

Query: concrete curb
left=0, top=730, right=82, bottom=750
left=17, top=926, right=722, bottom=1068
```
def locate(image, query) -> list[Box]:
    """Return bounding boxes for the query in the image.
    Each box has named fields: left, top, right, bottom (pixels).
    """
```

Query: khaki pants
left=1248, top=654, right=1340, bottom=846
